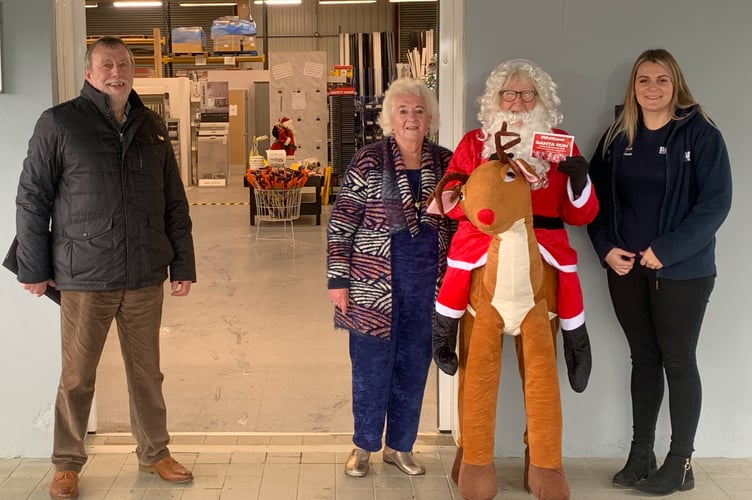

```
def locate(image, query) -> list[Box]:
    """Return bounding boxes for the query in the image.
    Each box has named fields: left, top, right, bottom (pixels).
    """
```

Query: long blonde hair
left=603, top=48, right=711, bottom=152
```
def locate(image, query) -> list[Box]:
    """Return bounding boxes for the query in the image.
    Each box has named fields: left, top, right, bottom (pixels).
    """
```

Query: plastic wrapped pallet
left=210, top=16, right=257, bottom=39
left=171, top=27, right=205, bottom=54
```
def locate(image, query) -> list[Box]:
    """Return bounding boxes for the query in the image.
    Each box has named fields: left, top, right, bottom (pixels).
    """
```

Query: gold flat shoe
left=345, top=448, right=370, bottom=477
left=383, top=446, right=426, bottom=475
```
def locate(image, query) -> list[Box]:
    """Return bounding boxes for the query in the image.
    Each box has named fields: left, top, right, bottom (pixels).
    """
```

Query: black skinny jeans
left=607, top=264, right=714, bottom=458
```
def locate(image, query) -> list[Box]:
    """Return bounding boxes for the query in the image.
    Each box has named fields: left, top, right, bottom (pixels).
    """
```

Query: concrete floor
left=94, top=170, right=439, bottom=435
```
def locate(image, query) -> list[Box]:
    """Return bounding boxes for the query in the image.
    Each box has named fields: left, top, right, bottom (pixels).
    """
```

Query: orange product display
left=245, top=166, right=309, bottom=190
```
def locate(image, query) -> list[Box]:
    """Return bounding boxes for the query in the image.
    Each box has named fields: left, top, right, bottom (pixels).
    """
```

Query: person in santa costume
left=271, top=116, right=297, bottom=156
left=432, top=59, right=599, bottom=393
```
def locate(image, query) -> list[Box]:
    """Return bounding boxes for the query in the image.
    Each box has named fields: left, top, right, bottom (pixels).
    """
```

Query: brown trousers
left=52, top=284, right=170, bottom=471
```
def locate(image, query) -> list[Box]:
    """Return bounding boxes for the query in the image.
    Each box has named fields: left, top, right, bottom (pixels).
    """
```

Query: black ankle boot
left=634, top=453, right=694, bottom=495
left=612, top=442, right=657, bottom=487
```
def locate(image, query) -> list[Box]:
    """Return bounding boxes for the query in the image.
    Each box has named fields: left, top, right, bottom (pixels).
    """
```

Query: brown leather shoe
left=139, top=456, right=194, bottom=483
left=49, top=470, right=79, bottom=499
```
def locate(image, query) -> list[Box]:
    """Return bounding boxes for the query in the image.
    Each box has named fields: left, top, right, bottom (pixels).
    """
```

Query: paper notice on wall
left=291, top=91, right=306, bottom=110
left=229, top=104, right=238, bottom=117
left=271, top=62, right=294, bottom=80
left=303, top=61, right=324, bottom=79
left=531, top=132, right=575, bottom=163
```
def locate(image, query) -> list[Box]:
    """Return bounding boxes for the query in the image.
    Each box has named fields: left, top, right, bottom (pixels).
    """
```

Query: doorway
left=94, top=189, right=440, bottom=434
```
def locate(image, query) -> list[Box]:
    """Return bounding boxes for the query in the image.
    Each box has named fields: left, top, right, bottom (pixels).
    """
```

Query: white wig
left=477, top=59, right=562, bottom=131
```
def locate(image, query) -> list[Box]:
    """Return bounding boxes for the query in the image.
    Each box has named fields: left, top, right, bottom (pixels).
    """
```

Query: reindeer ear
left=511, top=158, right=540, bottom=184
left=427, top=190, right=461, bottom=215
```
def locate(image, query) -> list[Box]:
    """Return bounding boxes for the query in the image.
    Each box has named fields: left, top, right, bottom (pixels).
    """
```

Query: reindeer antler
left=429, top=172, right=469, bottom=216
left=494, top=122, right=521, bottom=163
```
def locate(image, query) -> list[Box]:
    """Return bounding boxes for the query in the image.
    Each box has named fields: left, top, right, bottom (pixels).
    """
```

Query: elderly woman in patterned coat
left=327, top=77, right=453, bottom=478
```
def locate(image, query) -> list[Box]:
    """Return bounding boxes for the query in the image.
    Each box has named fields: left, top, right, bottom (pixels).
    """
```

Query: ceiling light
left=253, top=0, right=302, bottom=4
left=320, top=0, right=376, bottom=3
left=179, top=1, right=238, bottom=5
left=85, top=0, right=98, bottom=7
left=389, top=0, right=436, bottom=2
left=113, top=1, right=163, bottom=7
left=320, top=0, right=375, bottom=4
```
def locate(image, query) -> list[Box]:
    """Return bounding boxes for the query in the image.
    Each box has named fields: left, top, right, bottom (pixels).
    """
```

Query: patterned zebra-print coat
left=326, top=136, right=453, bottom=339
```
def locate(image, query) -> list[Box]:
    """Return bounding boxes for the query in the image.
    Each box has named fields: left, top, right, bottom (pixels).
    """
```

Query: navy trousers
left=350, top=225, right=438, bottom=452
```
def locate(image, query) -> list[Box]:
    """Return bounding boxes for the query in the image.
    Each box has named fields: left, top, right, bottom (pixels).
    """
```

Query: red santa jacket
left=440, top=128, right=598, bottom=328
left=271, top=125, right=297, bottom=156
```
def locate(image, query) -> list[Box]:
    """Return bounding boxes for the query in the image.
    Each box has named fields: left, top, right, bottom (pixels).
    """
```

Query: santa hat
left=280, top=117, right=293, bottom=127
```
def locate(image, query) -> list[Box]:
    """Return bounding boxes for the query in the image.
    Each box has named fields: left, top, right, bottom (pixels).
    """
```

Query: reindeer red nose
left=477, top=208, right=495, bottom=226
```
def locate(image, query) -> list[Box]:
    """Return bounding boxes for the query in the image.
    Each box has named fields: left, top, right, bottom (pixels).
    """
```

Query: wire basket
left=254, top=188, right=303, bottom=222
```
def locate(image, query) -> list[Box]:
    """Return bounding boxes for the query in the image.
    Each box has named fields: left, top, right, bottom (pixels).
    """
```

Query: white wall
left=460, top=0, right=752, bottom=458
left=0, top=0, right=61, bottom=457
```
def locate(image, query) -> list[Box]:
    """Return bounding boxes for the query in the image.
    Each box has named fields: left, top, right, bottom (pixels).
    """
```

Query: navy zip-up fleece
left=588, top=106, right=732, bottom=280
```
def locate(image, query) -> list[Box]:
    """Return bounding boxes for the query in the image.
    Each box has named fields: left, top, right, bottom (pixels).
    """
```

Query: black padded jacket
left=15, top=81, right=196, bottom=291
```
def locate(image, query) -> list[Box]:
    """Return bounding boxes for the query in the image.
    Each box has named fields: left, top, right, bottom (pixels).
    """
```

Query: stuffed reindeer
left=429, top=125, right=570, bottom=500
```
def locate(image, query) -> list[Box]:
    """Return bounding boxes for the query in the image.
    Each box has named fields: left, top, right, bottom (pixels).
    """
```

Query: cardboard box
left=171, top=27, right=206, bottom=54
left=213, top=35, right=257, bottom=53
left=172, top=41, right=204, bottom=54
left=134, top=67, right=155, bottom=78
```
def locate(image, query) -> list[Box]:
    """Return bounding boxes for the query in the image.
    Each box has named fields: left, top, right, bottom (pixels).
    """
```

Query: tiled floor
left=1, top=433, right=751, bottom=499
left=4, top=169, right=752, bottom=499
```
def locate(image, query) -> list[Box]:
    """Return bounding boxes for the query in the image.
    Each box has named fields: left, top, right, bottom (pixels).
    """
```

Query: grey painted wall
left=0, top=0, right=60, bottom=457
left=464, top=0, right=752, bottom=457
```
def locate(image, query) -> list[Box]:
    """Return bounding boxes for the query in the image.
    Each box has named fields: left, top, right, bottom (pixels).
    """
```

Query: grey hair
left=378, top=77, right=440, bottom=137
left=85, top=35, right=135, bottom=71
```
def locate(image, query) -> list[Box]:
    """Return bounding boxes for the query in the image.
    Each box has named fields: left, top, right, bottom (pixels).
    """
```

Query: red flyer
left=531, top=131, right=575, bottom=163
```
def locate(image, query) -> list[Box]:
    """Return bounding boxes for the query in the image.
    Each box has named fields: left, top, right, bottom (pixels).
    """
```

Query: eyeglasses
left=499, top=90, right=538, bottom=103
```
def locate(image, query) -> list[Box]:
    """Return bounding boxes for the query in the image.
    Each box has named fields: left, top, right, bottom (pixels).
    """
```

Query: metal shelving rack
left=87, top=28, right=265, bottom=78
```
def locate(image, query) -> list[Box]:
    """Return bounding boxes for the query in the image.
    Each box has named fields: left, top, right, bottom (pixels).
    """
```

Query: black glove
left=432, top=313, right=459, bottom=375
left=562, top=324, right=592, bottom=392
left=557, top=155, right=589, bottom=197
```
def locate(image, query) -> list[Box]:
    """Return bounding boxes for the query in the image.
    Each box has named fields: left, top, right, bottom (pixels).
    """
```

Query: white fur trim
left=436, top=302, right=466, bottom=319
left=537, top=245, right=577, bottom=273
left=447, top=253, right=488, bottom=271
left=568, top=177, right=592, bottom=209
left=560, top=311, right=585, bottom=331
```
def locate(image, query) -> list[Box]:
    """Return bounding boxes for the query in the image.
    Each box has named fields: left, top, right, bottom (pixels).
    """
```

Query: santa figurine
left=271, top=117, right=297, bottom=156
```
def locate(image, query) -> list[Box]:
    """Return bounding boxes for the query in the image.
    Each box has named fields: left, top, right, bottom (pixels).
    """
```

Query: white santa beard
left=481, top=106, right=555, bottom=178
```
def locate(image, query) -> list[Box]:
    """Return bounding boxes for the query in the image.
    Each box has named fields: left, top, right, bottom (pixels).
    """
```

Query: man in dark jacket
left=14, top=36, right=196, bottom=499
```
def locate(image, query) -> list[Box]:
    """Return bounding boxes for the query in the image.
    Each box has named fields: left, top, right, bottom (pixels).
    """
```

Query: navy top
left=406, top=169, right=421, bottom=203
left=617, top=121, right=672, bottom=253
